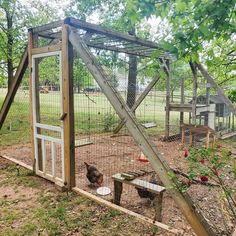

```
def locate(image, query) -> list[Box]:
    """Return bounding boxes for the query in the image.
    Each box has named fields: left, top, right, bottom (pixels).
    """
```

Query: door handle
left=59, top=113, right=67, bottom=121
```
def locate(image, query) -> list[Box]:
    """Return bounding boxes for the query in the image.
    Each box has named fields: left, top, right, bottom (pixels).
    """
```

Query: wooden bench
left=112, top=173, right=166, bottom=222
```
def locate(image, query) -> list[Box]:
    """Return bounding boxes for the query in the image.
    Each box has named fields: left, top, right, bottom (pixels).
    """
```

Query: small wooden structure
left=164, top=61, right=236, bottom=139
left=195, top=95, right=234, bottom=133
left=181, top=123, right=216, bottom=148
left=112, top=173, right=165, bottom=222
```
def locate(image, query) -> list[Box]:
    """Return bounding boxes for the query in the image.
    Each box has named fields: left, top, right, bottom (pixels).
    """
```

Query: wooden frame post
left=28, top=30, right=36, bottom=172
left=180, top=78, right=184, bottom=133
left=181, top=125, right=185, bottom=145
left=163, top=59, right=170, bottom=137
left=62, top=23, right=75, bottom=189
left=32, top=33, right=43, bottom=171
left=189, top=61, right=197, bottom=125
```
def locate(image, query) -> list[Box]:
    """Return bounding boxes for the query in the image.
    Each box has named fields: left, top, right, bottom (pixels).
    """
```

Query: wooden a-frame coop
left=1, top=17, right=236, bottom=235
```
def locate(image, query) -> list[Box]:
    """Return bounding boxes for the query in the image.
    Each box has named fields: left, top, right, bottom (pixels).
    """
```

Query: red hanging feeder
left=136, top=151, right=149, bottom=163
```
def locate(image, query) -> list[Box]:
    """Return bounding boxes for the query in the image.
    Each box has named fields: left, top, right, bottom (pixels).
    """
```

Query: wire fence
left=0, top=51, right=235, bottom=235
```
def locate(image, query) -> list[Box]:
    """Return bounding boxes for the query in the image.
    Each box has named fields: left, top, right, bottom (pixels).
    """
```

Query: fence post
left=61, top=23, right=75, bottom=189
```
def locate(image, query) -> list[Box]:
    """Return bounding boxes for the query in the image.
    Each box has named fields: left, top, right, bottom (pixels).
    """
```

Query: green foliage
left=103, top=112, right=116, bottom=132
left=38, top=56, right=60, bottom=87
left=127, top=0, right=235, bottom=57
left=187, top=147, right=230, bottom=177
left=73, top=58, right=94, bottom=92
left=123, top=0, right=236, bottom=88
left=0, top=0, right=60, bottom=88
left=228, top=90, right=236, bottom=103
left=187, top=146, right=236, bottom=219
left=0, top=75, right=6, bottom=86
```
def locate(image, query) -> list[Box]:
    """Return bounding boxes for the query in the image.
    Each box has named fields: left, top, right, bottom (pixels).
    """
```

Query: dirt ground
left=0, top=134, right=235, bottom=235
left=0, top=157, right=174, bottom=236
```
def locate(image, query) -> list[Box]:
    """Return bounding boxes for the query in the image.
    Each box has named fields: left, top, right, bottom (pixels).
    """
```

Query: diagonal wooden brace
left=0, top=47, right=28, bottom=129
left=196, top=62, right=236, bottom=116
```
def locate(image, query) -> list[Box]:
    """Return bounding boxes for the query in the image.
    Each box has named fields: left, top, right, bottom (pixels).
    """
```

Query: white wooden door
left=32, top=51, right=64, bottom=185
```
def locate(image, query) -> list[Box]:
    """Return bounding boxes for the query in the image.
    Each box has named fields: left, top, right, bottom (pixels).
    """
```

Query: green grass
left=0, top=164, right=38, bottom=188
left=0, top=89, right=188, bottom=146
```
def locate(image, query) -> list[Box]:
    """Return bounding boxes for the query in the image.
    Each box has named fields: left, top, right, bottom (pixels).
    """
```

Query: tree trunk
left=126, top=28, right=137, bottom=109
left=7, top=13, right=14, bottom=90
left=171, top=89, right=174, bottom=102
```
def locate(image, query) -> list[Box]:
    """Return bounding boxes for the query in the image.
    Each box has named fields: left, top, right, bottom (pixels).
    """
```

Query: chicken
left=136, top=174, right=158, bottom=200
left=84, top=162, right=103, bottom=186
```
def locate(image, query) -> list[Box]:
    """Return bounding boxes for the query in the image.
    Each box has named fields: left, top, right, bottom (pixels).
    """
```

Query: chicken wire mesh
left=71, top=48, right=235, bottom=235
left=0, top=44, right=235, bottom=235
left=72, top=53, right=194, bottom=234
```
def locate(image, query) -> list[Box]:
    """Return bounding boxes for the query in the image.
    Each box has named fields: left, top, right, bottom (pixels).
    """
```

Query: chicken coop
left=164, top=65, right=236, bottom=142
left=1, top=18, right=236, bottom=236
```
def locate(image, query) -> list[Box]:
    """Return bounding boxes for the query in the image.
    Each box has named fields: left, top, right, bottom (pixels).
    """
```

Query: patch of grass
left=73, top=196, right=91, bottom=206
left=0, top=228, right=19, bottom=236
left=100, top=209, right=121, bottom=228
left=1, top=209, right=23, bottom=226
left=20, top=222, right=38, bottom=235
left=35, top=207, right=63, bottom=235
left=1, top=165, right=40, bottom=188
left=34, top=191, right=81, bottom=235
left=37, top=194, right=51, bottom=205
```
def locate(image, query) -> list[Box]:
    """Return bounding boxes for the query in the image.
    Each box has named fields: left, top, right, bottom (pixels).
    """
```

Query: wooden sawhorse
left=181, top=124, right=216, bottom=148
left=112, top=173, right=166, bottom=222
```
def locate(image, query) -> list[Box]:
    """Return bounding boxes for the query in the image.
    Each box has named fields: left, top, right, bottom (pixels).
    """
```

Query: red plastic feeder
left=136, top=152, right=149, bottom=163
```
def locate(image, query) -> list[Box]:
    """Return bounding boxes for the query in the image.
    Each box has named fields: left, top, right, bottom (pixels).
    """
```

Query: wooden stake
left=189, top=131, right=193, bottom=146
left=180, top=78, right=184, bottom=133
left=206, top=131, right=210, bottom=149
left=181, top=126, right=185, bottom=145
